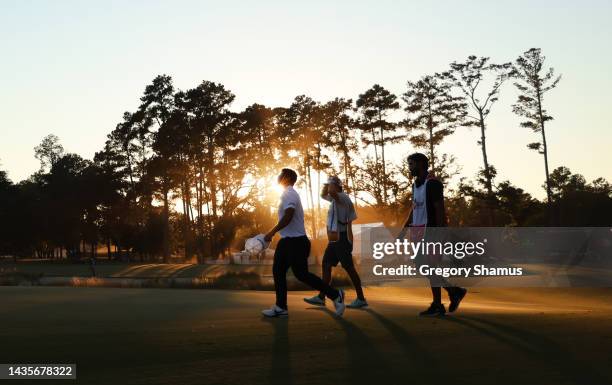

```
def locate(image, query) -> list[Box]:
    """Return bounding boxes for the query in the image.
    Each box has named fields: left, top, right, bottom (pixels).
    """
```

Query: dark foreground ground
left=1, top=286, right=611, bottom=385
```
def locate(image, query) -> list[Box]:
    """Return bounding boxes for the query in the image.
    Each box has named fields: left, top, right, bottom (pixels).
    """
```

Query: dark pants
left=322, top=231, right=354, bottom=268
left=273, top=235, right=339, bottom=309
left=318, top=232, right=366, bottom=301
left=413, top=228, right=461, bottom=304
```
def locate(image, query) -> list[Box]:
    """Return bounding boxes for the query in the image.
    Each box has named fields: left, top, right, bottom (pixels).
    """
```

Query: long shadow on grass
left=261, top=317, right=292, bottom=385
left=308, top=307, right=398, bottom=385
left=364, top=308, right=443, bottom=384
left=445, top=315, right=608, bottom=385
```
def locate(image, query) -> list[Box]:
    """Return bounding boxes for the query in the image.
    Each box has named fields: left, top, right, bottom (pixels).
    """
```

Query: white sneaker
left=347, top=298, right=368, bottom=309
left=303, top=295, right=326, bottom=306
left=261, top=305, right=288, bottom=318
left=333, top=289, right=346, bottom=317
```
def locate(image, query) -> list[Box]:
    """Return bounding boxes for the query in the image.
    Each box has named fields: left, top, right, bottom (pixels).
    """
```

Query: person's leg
left=415, top=244, right=445, bottom=315
left=344, top=264, right=365, bottom=301
left=273, top=239, right=291, bottom=309
left=290, top=238, right=339, bottom=300
left=337, top=234, right=365, bottom=301
left=317, top=242, right=338, bottom=299
left=429, top=273, right=447, bottom=303
left=431, top=286, right=442, bottom=304
left=446, top=285, right=467, bottom=312
left=317, top=263, right=333, bottom=300
left=437, top=278, right=465, bottom=300
left=444, top=286, right=457, bottom=296
left=419, top=277, right=445, bottom=316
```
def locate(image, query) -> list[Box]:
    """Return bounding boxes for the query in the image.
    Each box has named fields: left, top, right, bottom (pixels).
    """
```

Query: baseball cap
left=324, top=176, right=343, bottom=188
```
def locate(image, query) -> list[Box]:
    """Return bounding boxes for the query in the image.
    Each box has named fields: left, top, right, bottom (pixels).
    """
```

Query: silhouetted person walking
left=304, top=176, right=367, bottom=308
left=402, top=153, right=467, bottom=316
left=261, top=168, right=345, bottom=318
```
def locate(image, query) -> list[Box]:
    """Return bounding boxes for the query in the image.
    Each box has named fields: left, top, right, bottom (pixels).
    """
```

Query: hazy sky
left=1, top=0, right=610, bottom=198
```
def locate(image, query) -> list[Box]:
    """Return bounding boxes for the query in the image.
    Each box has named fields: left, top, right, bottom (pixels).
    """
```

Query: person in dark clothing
left=402, top=153, right=467, bottom=316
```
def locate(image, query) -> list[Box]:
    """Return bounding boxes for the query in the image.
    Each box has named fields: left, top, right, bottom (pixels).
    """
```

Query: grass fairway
left=1, top=286, right=611, bottom=385
left=2, top=262, right=270, bottom=279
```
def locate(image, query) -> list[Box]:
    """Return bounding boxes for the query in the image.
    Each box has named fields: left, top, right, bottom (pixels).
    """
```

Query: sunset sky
left=1, top=0, right=610, bottom=199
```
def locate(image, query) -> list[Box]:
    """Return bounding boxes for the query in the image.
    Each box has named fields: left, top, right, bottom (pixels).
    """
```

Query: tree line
left=1, top=48, right=610, bottom=262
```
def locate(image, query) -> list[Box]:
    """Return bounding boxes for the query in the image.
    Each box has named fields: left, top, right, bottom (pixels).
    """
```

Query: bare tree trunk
left=427, top=110, right=435, bottom=173
left=343, top=152, right=358, bottom=208
left=370, top=126, right=379, bottom=164
left=124, top=145, right=136, bottom=195
left=377, top=108, right=389, bottom=205
left=537, top=91, right=553, bottom=224
left=306, top=160, right=317, bottom=240
left=317, top=169, right=321, bottom=218
left=162, top=189, right=170, bottom=263
left=350, top=169, right=358, bottom=209
left=204, top=187, right=214, bottom=261
left=478, top=113, right=495, bottom=225
left=379, top=124, right=387, bottom=204
left=181, top=180, right=191, bottom=259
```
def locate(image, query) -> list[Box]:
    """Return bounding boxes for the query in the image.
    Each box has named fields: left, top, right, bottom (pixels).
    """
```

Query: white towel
left=327, top=199, right=339, bottom=232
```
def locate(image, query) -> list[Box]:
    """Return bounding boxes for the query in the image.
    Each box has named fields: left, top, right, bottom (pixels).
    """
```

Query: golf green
left=1, top=286, right=611, bottom=385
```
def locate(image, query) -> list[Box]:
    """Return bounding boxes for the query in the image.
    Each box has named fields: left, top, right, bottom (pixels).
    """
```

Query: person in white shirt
left=261, top=168, right=345, bottom=318
left=303, top=176, right=368, bottom=309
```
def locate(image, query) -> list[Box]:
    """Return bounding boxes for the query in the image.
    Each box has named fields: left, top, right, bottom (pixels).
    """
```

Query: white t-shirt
left=278, top=186, right=306, bottom=238
left=322, top=192, right=357, bottom=232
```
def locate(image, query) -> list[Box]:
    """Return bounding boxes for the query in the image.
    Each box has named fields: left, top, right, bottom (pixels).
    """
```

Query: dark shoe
left=419, top=302, right=446, bottom=316
left=449, top=288, right=467, bottom=312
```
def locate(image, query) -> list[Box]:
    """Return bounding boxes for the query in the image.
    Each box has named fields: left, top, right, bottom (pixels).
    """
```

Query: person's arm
left=402, top=183, right=416, bottom=229
left=433, top=200, right=446, bottom=227
left=264, top=208, right=295, bottom=241
left=402, top=209, right=413, bottom=228
left=346, top=198, right=357, bottom=242
left=396, top=213, right=411, bottom=240
left=429, top=180, right=446, bottom=227
left=329, top=189, right=340, bottom=203
left=321, top=185, right=332, bottom=202
left=321, top=184, right=328, bottom=197
left=397, top=196, right=414, bottom=239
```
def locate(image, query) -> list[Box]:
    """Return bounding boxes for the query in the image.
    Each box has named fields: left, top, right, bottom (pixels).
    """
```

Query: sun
left=251, top=166, right=328, bottom=211
left=273, top=181, right=285, bottom=195
left=264, top=172, right=312, bottom=208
